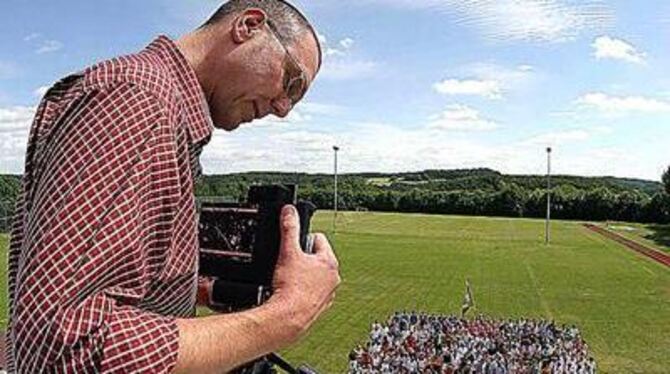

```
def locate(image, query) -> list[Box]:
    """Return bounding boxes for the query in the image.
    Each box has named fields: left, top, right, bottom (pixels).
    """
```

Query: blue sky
left=1, top=0, right=669, bottom=181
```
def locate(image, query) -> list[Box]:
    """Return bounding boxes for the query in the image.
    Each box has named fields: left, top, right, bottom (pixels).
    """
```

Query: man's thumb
left=279, top=205, right=301, bottom=254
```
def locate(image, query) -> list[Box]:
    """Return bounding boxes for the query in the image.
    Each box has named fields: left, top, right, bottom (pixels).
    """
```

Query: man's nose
left=271, top=97, right=292, bottom=118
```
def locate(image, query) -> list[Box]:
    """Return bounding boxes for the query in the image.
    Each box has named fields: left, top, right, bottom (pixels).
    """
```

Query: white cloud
left=339, top=38, right=355, bottom=49
left=318, top=33, right=354, bottom=57
left=0, top=106, right=34, bottom=173
left=35, top=40, right=63, bottom=54
left=433, top=79, right=501, bottom=99
left=460, top=63, right=535, bottom=86
left=428, top=104, right=499, bottom=131
left=23, top=33, right=41, bottom=42
left=592, top=36, right=646, bottom=64
left=576, top=92, right=670, bottom=114
left=317, top=33, right=377, bottom=80
left=24, top=33, right=64, bottom=54
left=363, top=0, right=613, bottom=43
left=200, top=120, right=650, bottom=179
left=202, top=121, right=500, bottom=174
left=197, top=115, right=661, bottom=180
left=276, top=130, right=337, bottom=153
left=0, top=106, right=35, bottom=132
left=490, top=125, right=665, bottom=179
left=435, top=63, right=536, bottom=99
left=497, top=143, right=661, bottom=180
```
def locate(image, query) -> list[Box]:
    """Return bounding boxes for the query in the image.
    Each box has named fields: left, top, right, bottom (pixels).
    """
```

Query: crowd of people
left=348, top=312, right=596, bottom=373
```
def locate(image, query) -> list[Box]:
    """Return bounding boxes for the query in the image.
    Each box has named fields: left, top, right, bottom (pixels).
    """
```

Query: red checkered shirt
left=5, top=35, right=213, bottom=373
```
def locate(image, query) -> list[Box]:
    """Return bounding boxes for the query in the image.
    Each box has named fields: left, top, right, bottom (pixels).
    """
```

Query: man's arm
left=174, top=205, right=340, bottom=374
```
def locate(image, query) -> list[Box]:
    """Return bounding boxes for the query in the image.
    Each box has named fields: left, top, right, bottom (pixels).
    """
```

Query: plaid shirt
left=5, top=35, right=213, bottom=373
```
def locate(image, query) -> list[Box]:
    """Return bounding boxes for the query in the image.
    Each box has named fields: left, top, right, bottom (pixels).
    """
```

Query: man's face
left=210, top=18, right=320, bottom=131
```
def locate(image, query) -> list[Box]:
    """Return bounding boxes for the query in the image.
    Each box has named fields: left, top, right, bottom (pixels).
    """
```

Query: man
left=5, top=0, right=340, bottom=373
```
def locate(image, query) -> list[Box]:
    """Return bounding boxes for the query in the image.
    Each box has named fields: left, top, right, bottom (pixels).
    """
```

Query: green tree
left=663, top=165, right=670, bottom=195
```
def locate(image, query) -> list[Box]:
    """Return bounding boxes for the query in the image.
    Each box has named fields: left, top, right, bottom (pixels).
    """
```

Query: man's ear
left=232, top=8, right=268, bottom=44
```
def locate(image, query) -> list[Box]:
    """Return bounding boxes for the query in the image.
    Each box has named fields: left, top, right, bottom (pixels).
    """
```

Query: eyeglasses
left=266, top=20, right=308, bottom=106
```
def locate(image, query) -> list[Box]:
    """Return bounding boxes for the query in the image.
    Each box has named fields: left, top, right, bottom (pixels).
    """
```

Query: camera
left=198, top=184, right=319, bottom=374
left=198, top=184, right=316, bottom=311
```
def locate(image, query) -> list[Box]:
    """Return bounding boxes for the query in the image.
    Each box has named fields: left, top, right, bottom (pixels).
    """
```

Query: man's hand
left=174, top=205, right=340, bottom=374
left=266, top=204, right=341, bottom=342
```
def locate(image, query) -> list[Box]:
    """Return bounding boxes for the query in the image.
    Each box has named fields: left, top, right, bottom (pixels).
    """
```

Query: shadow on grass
left=644, top=224, right=670, bottom=252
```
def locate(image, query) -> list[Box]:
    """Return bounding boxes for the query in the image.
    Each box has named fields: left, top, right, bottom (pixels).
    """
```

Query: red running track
left=583, top=223, right=670, bottom=268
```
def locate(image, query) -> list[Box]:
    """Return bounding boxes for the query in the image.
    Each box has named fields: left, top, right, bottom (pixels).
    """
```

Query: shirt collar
left=144, top=35, right=213, bottom=146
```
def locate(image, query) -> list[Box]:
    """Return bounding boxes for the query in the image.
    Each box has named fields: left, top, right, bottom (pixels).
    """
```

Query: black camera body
left=198, top=184, right=316, bottom=311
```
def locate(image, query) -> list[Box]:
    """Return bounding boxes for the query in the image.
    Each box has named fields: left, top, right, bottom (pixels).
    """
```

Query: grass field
left=280, top=212, right=670, bottom=373
left=2, top=213, right=670, bottom=373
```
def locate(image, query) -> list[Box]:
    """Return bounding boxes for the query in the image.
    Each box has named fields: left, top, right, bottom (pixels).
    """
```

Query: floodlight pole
left=545, top=147, right=552, bottom=245
left=333, top=145, right=340, bottom=233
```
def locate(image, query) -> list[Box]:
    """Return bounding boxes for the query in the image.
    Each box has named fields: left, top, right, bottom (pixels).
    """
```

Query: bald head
left=176, top=0, right=321, bottom=131
left=202, top=0, right=322, bottom=69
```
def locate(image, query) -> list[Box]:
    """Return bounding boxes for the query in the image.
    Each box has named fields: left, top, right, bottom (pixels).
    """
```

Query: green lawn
left=2, top=213, right=670, bottom=373
left=281, top=212, right=670, bottom=373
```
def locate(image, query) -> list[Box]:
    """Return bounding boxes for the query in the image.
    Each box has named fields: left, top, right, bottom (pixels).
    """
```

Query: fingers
left=279, top=205, right=301, bottom=255
left=312, top=233, right=339, bottom=269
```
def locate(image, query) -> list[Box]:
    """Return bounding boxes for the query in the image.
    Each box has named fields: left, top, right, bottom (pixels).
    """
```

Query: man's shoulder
left=81, top=51, right=179, bottom=108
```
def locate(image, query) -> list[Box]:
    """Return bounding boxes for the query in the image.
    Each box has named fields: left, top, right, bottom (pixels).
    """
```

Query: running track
left=583, top=223, right=670, bottom=268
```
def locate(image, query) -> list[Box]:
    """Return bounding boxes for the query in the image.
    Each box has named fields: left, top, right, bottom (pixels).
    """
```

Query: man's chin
left=214, top=120, right=242, bottom=132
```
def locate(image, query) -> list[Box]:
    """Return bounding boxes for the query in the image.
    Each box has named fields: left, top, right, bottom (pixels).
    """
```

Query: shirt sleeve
left=10, top=82, right=185, bottom=373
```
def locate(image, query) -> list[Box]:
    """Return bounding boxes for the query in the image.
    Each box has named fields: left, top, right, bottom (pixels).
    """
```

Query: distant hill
left=506, top=174, right=662, bottom=196
left=194, top=168, right=663, bottom=197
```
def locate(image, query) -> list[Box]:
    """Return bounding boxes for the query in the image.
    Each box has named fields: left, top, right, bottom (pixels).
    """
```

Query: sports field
left=2, top=213, right=670, bottom=373
left=280, top=212, right=670, bottom=373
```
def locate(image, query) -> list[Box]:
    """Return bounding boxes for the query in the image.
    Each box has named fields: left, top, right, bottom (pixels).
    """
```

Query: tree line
left=194, top=168, right=670, bottom=224
left=1, top=168, right=669, bottom=232
left=300, top=183, right=670, bottom=223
